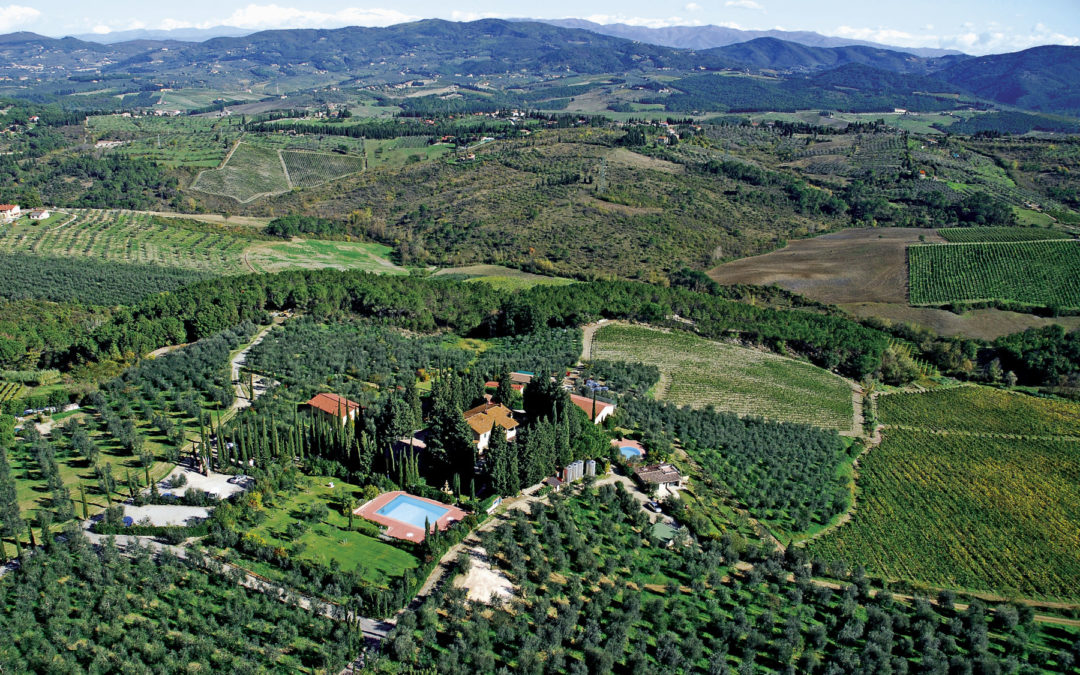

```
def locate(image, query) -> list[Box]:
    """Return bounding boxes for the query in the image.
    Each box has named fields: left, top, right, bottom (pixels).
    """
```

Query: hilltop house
left=0, top=204, right=20, bottom=223
left=28, top=209, right=50, bottom=221
left=463, top=402, right=518, bottom=452
left=307, top=392, right=361, bottom=425
left=570, top=393, right=616, bottom=425
left=634, top=463, right=685, bottom=491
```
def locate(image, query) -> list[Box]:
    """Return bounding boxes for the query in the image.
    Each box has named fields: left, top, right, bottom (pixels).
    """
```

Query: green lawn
left=248, top=476, right=419, bottom=585
left=591, top=324, right=855, bottom=431
left=247, top=239, right=407, bottom=273
left=433, top=264, right=576, bottom=291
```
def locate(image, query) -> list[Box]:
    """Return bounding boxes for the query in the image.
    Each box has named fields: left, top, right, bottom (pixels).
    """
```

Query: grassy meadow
left=590, top=324, right=854, bottom=431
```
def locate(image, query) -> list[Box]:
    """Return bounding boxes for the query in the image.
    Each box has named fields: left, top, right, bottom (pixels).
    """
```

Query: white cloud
left=725, top=0, right=764, bottom=10
left=156, top=4, right=417, bottom=32
left=0, top=4, right=39, bottom=32
left=684, top=3, right=702, bottom=11
left=449, top=11, right=508, bottom=22
left=833, top=22, right=1080, bottom=54
left=581, top=14, right=704, bottom=28
left=221, top=4, right=416, bottom=29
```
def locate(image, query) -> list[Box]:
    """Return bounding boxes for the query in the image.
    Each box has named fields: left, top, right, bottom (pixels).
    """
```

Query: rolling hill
left=531, top=18, right=963, bottom=57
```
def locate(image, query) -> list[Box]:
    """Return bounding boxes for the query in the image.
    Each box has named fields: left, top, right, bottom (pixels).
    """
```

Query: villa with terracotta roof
left=463, top=402, right=518, bottom=452
left=0, top=204, right=20, bottom=223
left=570, top=393, right=616, bottom=425
left=307, top=392, right=361, bottom=425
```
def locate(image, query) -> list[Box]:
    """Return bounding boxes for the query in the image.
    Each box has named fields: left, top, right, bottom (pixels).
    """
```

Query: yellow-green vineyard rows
left=0, top=381, right=26, bottom=402
left=937, top=227, right=1075, bottom=243
left=908, top=240, right=1080, bottom=308
left=0, top=210, right=249, bottom=273
left=280, top=150, right=364, bottom=188
left=879, top=386, right=1080, bottom=437
left=590, top=324, right=854, bottom=431
left=806, top=429, right=1080, bottom=600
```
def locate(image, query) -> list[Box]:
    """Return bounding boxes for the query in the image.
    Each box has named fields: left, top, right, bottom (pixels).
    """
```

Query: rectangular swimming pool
left=375, top=494, right=450, bottom=529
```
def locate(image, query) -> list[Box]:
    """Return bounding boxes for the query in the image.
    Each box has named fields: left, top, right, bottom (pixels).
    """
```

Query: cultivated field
left=87, top=114, right=243, bottom=167
left=0, top=210, right=249, bottom=272
left=281, top=150, right=365, bottom=188
left=909, top=240, right=1080, bottom=308
left=193, top=141, right=368, bottom=201
left=433, top=264, right=576, bottom=291
left=0, top=209, right=404, bottom=276
left=591, top=324, right=854, bottom=431
left=709, top=227, right=942, bottom=305
left=191, top=142, right=291, bottom=202
left=938, top=227, right=1075, bottom=243
left=879, top=386, right=1080, bottom=438
left=0, top=381, right=25, bottom=402
left=247, top=239, right=406, bottom=274
left=808, top=428, right=1080, bottom=600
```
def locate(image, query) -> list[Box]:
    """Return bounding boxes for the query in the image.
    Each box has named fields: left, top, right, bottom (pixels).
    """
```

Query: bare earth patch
left=708, top=228, right=942, bottom=304
left=453, top=546, right=514, bottom=605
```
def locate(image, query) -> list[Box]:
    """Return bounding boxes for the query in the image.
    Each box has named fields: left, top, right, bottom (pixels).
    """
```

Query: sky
left=0, top=0, right=1077, bottom=54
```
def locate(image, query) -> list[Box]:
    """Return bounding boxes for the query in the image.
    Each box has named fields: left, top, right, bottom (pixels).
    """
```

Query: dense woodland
left=0, top=252, right=211, bottom=306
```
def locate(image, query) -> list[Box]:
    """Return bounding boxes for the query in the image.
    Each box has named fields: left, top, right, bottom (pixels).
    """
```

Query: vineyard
left=281, top=150, right=365, bottom=188
left=807, top=429, right=1080, bottom=600
left=0, top=381, right=25, bottom=402
left=191, top=142, right=290, bottom=203
left=590, top=324, right=854, bottom=431
left=878, top=386, right=1080, bottom=437
left=937, top=227, right=1075, bottom=243
left=908, top=240, right=1080, bottom=308
left=0, top=210, right=250, bottom=273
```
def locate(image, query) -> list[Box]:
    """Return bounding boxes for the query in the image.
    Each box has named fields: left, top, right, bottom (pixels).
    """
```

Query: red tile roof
left=570, top=393, right=615, bottom=421
left=0, top=204, right=17, bottom=211
left=307, top=392, right=361, bottom=417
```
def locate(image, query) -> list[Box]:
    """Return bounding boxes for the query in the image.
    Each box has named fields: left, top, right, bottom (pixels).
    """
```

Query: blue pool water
left=376, top=494, right=450, bottom=529
left=620, top=446, right=643, bottom=459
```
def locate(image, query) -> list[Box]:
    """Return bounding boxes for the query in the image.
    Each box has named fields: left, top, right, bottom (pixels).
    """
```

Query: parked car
left=645, top=501, right=662, bottom=514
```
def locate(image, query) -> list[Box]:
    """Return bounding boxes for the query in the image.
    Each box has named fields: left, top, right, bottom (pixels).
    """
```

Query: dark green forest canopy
left=87, top=270, right=890, bottom=378
left=0, top=253, right=212, bottom=306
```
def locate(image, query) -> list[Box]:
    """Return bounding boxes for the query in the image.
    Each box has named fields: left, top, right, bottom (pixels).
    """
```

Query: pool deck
left=355, top=491, right=468, bottom=542
left=613, top=438, right=645, bottom=459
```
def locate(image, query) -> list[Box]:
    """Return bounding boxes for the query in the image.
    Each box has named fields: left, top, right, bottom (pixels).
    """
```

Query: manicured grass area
left=247, top=475, right=419, bottom=585
left=591, top=324, right=854, bottom=431
left=807, top=428, right=1080, bottom=600
left=191, top=142, right=291, bottom=202
left=247, top=239, right=406, bottom=273
left=433, top=264, right=577, bottom=291
left=908, top=240, right=1080, bottom=308
left=878, top=385, right=1080, bottom=437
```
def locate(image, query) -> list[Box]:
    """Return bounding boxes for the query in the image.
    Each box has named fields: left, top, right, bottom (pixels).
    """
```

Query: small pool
left=620, top=446, right=643, bottom=460
left=376, top=494, right=450, bottom=529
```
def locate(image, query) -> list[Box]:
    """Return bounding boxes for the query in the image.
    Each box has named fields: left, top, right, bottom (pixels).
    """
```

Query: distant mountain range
left=528, top=18, right=964, bottom=58
left=0, top=19, right=1075, bottom=116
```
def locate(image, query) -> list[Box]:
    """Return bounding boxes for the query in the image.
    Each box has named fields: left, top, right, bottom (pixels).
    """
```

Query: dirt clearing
left=708, top=228, right=942, bottom=304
